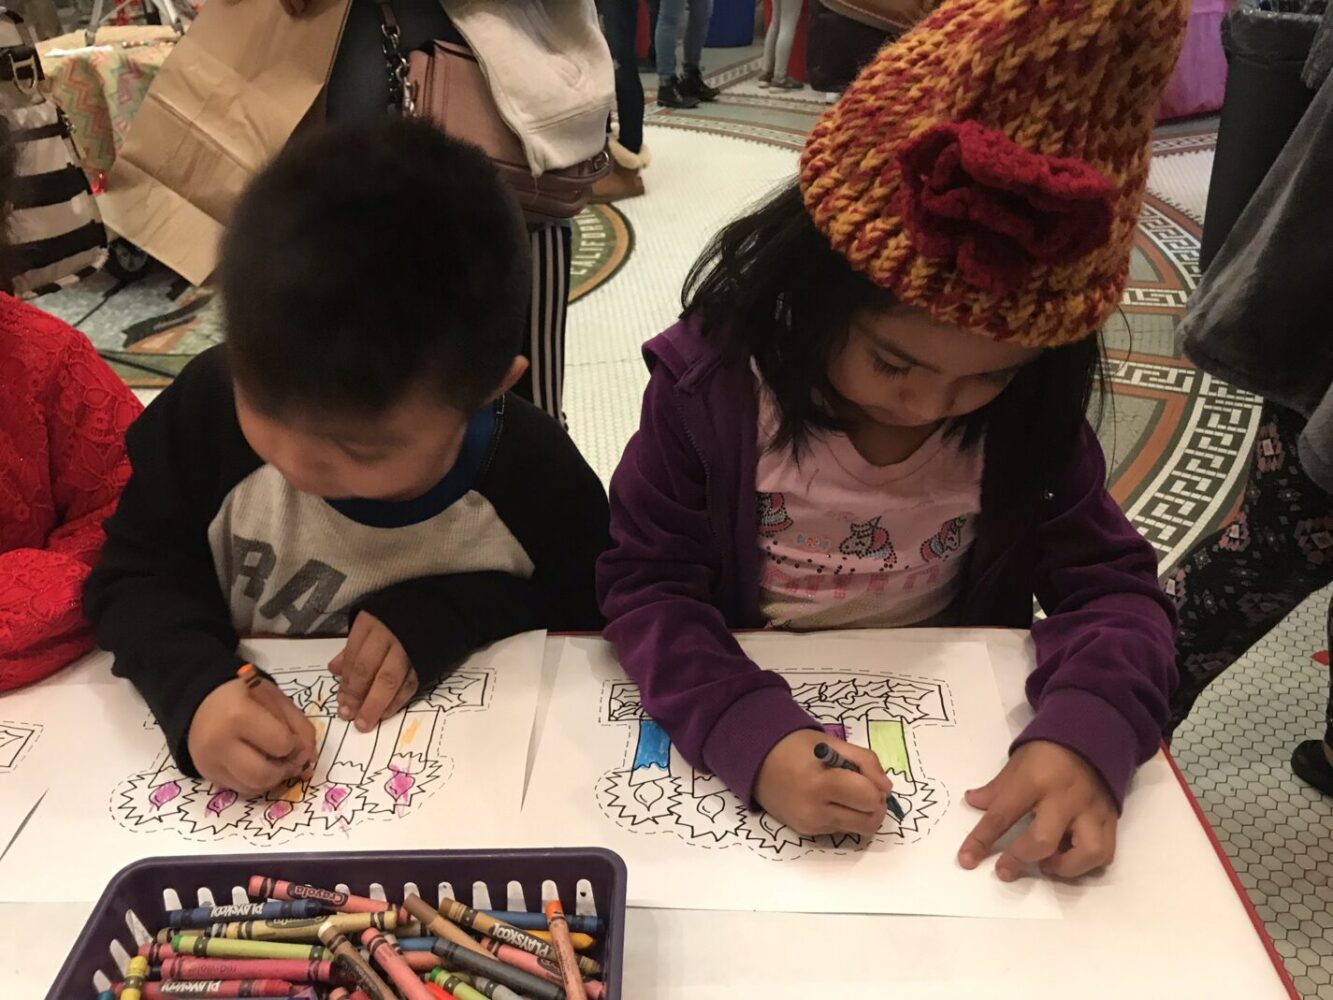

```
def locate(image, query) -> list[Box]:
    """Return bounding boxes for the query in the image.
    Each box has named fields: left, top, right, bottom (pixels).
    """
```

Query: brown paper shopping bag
left=99, top=0, right=352, bottom=285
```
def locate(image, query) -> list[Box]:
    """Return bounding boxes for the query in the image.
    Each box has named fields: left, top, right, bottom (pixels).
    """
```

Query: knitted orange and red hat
left=800, top=0, right=1189, bottom=347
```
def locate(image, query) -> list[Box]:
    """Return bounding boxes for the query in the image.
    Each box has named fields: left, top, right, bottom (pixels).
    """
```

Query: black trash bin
left=1200, top=0, right=1326, bottom=269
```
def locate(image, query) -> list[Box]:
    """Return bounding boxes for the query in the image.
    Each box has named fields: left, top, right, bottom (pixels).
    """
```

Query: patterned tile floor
left=38, top=46, right=1331, bottom=993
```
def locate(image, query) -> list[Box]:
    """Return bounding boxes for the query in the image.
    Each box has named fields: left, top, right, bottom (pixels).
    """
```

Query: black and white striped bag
left=0, top=9, right=106, bottom=296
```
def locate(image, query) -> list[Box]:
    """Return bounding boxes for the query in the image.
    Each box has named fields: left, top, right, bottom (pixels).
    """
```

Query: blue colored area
left=632, top=720, right=671, bottom=772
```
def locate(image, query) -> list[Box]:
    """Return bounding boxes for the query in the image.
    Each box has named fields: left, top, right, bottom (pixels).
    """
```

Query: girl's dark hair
left=683, top=181, right=1105, bottom=477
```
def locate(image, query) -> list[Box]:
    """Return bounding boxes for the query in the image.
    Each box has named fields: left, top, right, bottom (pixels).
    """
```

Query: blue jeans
left=655, top=0, right=713, bottom=79
left=600, top=0, right=645, bottom=153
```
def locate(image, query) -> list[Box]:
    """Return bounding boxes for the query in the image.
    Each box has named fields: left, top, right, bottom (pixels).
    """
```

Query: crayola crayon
left=543, top=901, right=587, bottom=1000
left=317, top=923, right=394, bottom=1000
left=168, top=900, right=329, bottom=929
left=214, top=910, right=400, bottom=942
left=171, top=933, right=330, bottom=962
left=481, top=940, right=606, bottom=1000
left=402, top=895, right=491, bottom=957
left=361, top=928, right=434, bottom=1000
left=123, top=956, right=149, bottom=1000
left=160, top=957, right=339, bottom=983
left=526, top=929, right=597, bottom=952
left=812, top=741, right=907, bottom=821
left=435, top=898, right=601, bottom=977
left=480, top=911, right=604, bottom=936
left=429, top=970, right=488, bottom=1000
left=248, top=876, right=403, bottom=919
left=426, top=938, right=565, bottom=1000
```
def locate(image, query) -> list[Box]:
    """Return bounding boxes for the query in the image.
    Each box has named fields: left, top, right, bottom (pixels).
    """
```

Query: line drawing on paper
left=111, top=666, right=492, bottom=843
left=0, top=721, right=42, bottom=773
left=596, top=672, right=953, bottom=859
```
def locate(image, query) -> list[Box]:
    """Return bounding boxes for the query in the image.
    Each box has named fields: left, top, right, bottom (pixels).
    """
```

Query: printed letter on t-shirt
left=259, top=560, right=348, bottom=634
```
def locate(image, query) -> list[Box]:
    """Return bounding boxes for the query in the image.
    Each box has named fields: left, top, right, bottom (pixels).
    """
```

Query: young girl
left=599, top=0, right=1187, bottom=882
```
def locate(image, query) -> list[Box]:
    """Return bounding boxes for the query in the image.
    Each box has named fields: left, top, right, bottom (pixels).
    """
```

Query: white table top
left=0, top=631, right=1295, bottom=999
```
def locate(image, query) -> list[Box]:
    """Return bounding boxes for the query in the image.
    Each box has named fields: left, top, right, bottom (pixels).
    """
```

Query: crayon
left=237, top=664, right=315, bottom=776
left=426, top=938, right=565, bottom=1000
left=402, top=896, right=491, bottom=957
left=525, top=929, right=597, bottom=952
left=123, top=956, right=149, bottom=1000
left=167, top=901, right=329, bottom=929
left=361, top=928, right=434, bottom=1000
left=328, top=990, right=351, bottom=1000
left=316, top=923, right=395, bottom=1000
left=172, top=933, right=331, bottom=962
left=429, top=970, right=487, bottom=1000
left=434, top=897, right=601, bottom=977
left=425, top=987, right=452, bottom=1000
left=481, top=940, right=606, bottom=1000
left=462, top=975, right=526, bottom=1000
left=138, top=942, right=176, bottom=963
left=403, top=951, right=440, bottom=973
left=543, top=901, right=587, bottom=1000
left=812, top=741, right=907, bottom=822
left=248, top=877, right=402, bottom=919
left=160, top=958, right=340, bottom=984
left=99, top=993, right=116, bottom=1000
left=481, top=911, right=604, bottom=937
left=213, top=911, right=401, bottom=942
left=115, top=982, right=304, bottom=998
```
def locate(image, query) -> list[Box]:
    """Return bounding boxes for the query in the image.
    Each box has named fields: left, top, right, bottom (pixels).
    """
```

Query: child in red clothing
left=0, top=297, right=141, bottom=689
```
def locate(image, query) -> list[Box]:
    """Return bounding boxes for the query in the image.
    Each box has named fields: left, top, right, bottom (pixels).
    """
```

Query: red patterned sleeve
left=0, top=325, right=142, bottom=689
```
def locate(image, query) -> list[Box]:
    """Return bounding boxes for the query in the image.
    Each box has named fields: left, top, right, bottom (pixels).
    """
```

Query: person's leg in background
left=595, top=0, right=650, bottom=202
left=655, top=0, right=700, bottom=107
left=763, top=0, right=805, bottom=90
left=678, top=0, right=719, bottom=103
left=519, top=223, right=572, bottom=422
left=1290, top=599, right=1333, bottom=794
left=325, top=0, right=568, bottom=421
left=1168, top=403, right=1333, bottom=792
left=644, top=0, right=662, bottom=69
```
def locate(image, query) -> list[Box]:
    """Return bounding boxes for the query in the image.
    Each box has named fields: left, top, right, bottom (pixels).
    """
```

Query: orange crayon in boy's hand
left=238, top=664, right=317, bottom=777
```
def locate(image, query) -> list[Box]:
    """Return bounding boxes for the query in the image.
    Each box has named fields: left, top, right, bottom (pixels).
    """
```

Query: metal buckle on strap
left=3, top=49, right=40, bottom=93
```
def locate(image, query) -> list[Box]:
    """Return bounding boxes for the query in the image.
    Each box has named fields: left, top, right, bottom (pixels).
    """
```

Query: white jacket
left=445, top=0, right=614, bottom=175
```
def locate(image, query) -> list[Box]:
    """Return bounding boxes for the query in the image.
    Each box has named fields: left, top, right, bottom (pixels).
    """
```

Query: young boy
left=85, top=119, right=610, bottom=797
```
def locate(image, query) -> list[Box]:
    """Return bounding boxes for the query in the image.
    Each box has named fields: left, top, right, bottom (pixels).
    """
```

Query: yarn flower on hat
left=897, top=121, right=1116, bottom=296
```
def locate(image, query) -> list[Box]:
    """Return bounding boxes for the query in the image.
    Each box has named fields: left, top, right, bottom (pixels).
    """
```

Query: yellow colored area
left=868, top=720, right=912, bottom=782
left=278, top=779, right=304, bottom=802
left=400, top=718, right=421, bottom=749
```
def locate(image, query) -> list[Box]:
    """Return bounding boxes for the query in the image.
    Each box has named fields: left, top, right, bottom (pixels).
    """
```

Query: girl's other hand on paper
left=188, top=678, right=315, bottom=796
left=958, top=740, right=1118, bottom=881
left=329, top=609, right=419, bottom=731
left=755, top=729, right=893, bottom=837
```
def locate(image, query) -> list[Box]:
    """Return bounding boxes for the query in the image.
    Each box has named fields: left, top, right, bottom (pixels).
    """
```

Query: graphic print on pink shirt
left=755, top=376, right=983, bottom=630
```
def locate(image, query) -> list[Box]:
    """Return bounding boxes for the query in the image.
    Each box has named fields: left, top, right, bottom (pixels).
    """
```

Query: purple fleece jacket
left=597, top=319, right=1177, bottom=810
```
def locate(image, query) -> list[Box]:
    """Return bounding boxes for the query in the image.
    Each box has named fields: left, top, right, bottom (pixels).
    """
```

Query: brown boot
left=591, top=139, right=650, bottom=204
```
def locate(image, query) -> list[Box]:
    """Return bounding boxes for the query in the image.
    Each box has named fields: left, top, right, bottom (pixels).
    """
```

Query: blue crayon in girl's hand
left=813, top=741, right=906, bottom=823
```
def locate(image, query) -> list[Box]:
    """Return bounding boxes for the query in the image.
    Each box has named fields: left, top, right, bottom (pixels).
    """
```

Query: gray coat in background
left=1179, top=31, right=1333, bottom=491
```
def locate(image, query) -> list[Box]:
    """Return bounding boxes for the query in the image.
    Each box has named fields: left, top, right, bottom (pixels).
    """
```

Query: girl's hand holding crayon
left=958, top=740, right=1118, bottom=881
left=754, top=729, right=894, bottom=837
left=187, top=674, right=318, bottom=796
left=329, top=610, right=420, bottom=732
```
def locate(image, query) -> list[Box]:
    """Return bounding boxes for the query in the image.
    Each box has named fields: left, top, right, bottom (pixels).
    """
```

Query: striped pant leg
left=517, top=221, right=572, bottom=423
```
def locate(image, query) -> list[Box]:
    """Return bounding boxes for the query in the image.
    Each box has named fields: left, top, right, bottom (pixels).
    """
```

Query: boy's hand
left=188, top=678, right=317, bottom=797
left=278, top=0, right=306, bottom=16
left=754, top=729, right=893, bottom=837
left=329, top=610, right=419, bottom=732
left=958, top=740, right=1118, bottom=881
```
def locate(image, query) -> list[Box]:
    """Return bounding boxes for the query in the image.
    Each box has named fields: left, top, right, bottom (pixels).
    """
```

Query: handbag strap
left=373, top=0, right=416, bottom=114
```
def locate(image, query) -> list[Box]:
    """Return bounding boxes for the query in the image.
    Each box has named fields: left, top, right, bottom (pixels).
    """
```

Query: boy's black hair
left=220, top=117, right=531, bottom=418
left=683, top=182, right=1105, bottom=467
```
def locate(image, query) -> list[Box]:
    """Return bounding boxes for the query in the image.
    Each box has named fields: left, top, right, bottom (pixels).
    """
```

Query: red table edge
left=1161, top=743, right=1300, bottom=999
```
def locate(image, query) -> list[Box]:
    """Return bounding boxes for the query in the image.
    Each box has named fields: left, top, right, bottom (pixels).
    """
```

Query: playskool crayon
left=402, top=895, right=491, bottom=957
left=434, top=897, right=601, bottom=977
left=160, top=958, right=339, bottom=984
left=479, top=939, right=606, bottom=1000
left=425, top=938, right=565, bottom=1000
left=480, top=911, right=604, bottom=936
left=812, top=741, right=907, bottom=822
left=115, top=981, right=304, bottom=998
left=525, top=929, right=597, bottom=952
left=460, top=975, right=526, bottom=1000
left=172, top=933, right=330, bottom=962
left=213, top=911, right=402, bottom=942
left=167, top=901, right=328, bottom=928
